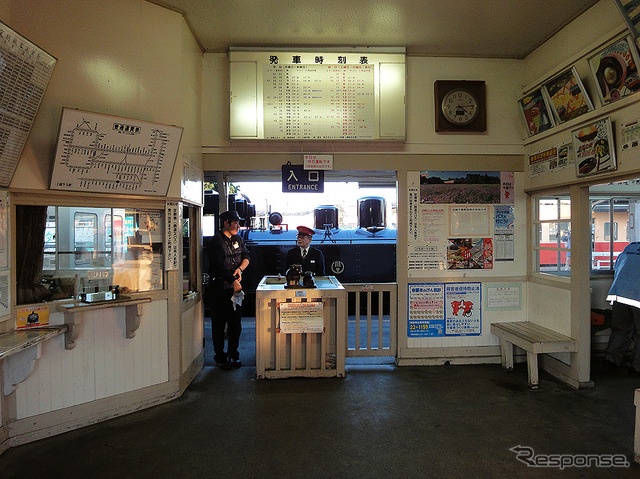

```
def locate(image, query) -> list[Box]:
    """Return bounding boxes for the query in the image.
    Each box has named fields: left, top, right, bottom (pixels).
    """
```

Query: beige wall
left=1, top=0, right=204, bottom=448
left=7, top=0, right=202, bottom=196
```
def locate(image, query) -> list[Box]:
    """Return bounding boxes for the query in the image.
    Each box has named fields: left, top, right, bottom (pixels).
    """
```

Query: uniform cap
left=296, top=226, right=315, bottom=236
left=220, top=210, right=240, bottom=223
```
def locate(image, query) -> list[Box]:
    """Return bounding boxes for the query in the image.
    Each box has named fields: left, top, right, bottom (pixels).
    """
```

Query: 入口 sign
left=304, top=154, right=333, bottom=170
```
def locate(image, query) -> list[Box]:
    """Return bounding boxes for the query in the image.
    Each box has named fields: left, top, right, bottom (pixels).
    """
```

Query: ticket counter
left=255, top=275, right=346, bottom=379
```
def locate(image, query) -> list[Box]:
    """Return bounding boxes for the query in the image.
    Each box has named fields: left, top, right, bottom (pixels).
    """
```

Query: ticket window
left=17, top=205, right=164, bottom=305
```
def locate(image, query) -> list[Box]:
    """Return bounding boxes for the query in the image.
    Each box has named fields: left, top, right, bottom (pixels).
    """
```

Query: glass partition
left=17, top=205, right=164, bottom=304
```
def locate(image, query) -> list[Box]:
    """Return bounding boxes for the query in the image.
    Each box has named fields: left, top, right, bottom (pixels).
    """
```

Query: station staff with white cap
left=285, top=226, right=325, bottom=275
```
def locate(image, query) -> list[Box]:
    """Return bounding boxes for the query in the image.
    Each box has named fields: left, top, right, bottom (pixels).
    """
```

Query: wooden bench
left=490, top=321, right=578, bottom=389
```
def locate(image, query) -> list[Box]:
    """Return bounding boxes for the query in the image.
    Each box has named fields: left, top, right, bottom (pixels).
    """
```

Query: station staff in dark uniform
left=207, top=210, right=250, bottom=369
left=285, top=226, right=325, bottom=275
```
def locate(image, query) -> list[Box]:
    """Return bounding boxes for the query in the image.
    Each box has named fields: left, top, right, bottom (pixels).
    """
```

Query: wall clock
left=434, top=80, right=486, bottom=133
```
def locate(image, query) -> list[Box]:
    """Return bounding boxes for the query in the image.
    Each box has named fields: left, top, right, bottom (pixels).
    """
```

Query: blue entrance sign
left=282, top=164, right=324, bottom=193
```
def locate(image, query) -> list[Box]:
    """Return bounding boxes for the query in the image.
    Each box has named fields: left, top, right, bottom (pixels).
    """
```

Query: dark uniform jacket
left=208, top=231, right=250, bottom=289
left=285, top=247, right=325, bottom=275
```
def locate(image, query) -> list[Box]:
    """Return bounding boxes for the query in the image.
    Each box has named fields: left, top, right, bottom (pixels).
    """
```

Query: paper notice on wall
left=449, top=206, right=489, bottom=236
left=0, top=270, right=9, bottom=318
left=408, top=186, right=419, bottom=242
left=0, top=190, right=7, bottom=269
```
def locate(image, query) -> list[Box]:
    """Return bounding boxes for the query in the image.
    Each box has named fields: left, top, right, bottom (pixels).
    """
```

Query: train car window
left=16, top=205, right=165, bottom=305
left=590, top=197, right=635, bottom=272
left=73, top=212, right=98, bottom=266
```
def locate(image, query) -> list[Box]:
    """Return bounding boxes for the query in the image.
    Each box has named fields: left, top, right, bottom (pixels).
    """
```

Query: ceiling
left=151, top=0, right=601, bottom=59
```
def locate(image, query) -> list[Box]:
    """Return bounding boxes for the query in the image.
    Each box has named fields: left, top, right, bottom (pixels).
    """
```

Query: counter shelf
left=57, top=296, right=152, bottom=349
left=1, top=326, right=67, bottom=395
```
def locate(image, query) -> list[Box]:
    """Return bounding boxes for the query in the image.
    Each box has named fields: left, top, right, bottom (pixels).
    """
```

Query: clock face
left=441, top=89, right=479, bottom=126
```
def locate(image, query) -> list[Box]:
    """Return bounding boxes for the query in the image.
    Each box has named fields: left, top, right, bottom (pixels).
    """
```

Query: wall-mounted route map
left=50, top=108, right=182, bottom=196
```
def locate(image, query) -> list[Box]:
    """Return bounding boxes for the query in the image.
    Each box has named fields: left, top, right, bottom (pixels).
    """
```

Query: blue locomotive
left=204, top=192, right=397, bottom=304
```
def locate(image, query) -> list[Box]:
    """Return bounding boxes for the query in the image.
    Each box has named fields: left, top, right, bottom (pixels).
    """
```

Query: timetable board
left=50, top=108, right=182, bottom=196
left=264, top=64, right=375, bottom=140
left=230, top=49, right=406, bottom=141
left=0, top=22, right=57, bottom=187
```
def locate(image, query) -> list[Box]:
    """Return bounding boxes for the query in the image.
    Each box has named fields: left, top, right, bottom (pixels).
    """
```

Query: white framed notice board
left=229, top=48, right=406, bottom=141
left=50, top=108, right=182, bottom=196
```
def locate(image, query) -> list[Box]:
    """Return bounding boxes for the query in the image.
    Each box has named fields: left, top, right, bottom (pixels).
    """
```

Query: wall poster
left=572, top=117, right=617, bottom=177
left=408, top=282, right=481, bottom=337
left=446, top=238, right=493, bottom=269
left=0, top=21, right=57, bottom=187
left=50, top=108, right=183, bottom=196
left=420, top=171, right=501, bottom=204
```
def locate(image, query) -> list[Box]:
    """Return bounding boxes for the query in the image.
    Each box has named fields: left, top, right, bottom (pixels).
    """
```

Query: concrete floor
left=1, top=318, right=639, bottom=478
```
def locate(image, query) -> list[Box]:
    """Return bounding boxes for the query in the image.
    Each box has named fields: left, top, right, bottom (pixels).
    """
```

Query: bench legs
left=527, top=352, right=539, bottom=390
left=500, top=339, right=514, bottom=371
left=499, top=339, right=540, bottom=389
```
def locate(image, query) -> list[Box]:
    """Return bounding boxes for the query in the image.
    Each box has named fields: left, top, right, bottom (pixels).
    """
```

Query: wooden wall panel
left=14, top=300, right=169, bottom=420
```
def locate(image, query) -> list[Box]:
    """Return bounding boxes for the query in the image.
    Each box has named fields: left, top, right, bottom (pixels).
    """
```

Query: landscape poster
left=420, top=171, right=501, bottom=204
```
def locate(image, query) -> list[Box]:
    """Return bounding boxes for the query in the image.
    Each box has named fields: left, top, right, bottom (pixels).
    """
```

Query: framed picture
left=518, top=89, right=555, bottom=137
left=543, top=67, right=594, bottom=124
left=588, top=35, right=640, bottom=105
left=572, top=117, right=617, bottom=177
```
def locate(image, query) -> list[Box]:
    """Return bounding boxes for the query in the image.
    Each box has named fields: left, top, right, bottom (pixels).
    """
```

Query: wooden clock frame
left=434, top=80, right=487, bottom=133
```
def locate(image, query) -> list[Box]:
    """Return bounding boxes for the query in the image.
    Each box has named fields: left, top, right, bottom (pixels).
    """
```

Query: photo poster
left=408, top=282, right=481, bottom=337
left=446, top=238, right=493, bottom=269
left=572, top=117, right=617, bottom=177
left=419, top=171, right=501, bottom=205
left=588, top=35, right=640, bottom=105
left=279, top=301, right=324, bottom=334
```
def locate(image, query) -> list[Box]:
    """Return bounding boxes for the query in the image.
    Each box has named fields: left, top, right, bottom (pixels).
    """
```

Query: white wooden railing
left=343, top=283, right=397, bottom=357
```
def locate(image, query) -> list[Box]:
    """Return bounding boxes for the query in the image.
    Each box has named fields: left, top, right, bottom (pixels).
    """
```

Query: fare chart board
left=50, top=108, right=183, bottom=196
left=263, top=64, right=375, bottom=140
left=0, top=22, right=57, bottom=187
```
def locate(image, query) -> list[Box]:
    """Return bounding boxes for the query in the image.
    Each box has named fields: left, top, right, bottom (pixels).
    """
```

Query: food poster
left=572, top=117, right=617, bottom=177
left=588, top=36, right=640, bottom=105
left=518, top=89, right=554, bottom=136
left=408, top=282, right=482, bottom=337
left=543, top=67, right=593, bottom=123
left=446, top=238, right=493, bottom=269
